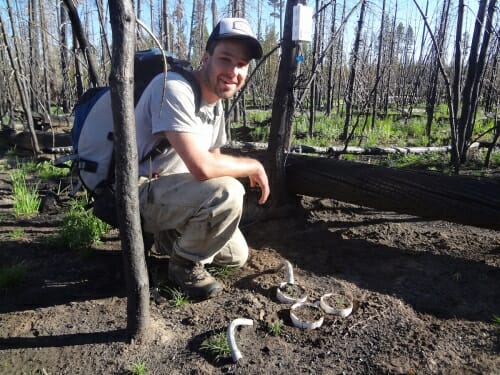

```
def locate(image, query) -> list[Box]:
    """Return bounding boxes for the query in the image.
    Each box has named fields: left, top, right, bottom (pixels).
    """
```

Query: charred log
left=286, top=154, right=500, bottom=231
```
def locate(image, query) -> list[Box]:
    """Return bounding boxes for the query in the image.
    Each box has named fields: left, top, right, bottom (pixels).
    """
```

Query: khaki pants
left=139, top=173, right=248, bottom=266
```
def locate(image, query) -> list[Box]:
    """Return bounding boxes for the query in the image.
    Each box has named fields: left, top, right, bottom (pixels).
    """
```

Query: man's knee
left=213, top=176, right=245, bottom=203
left=207, top=177, right=246, bottom=220
left=211, top=228, right=248, bottom=267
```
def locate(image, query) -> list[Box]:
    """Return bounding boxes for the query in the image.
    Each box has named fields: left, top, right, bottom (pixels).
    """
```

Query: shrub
left=54, top=199, right=110, bottom=254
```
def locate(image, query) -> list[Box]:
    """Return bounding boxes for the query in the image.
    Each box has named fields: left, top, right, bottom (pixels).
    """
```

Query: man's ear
left=201, top=52, right=209, bottom=66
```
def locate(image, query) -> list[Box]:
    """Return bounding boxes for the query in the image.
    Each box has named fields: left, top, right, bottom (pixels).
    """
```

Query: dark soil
left=290, top=303, right=324, bottom=323
left=277, top=283, right=307, bottom=301
left=0, top=155, right=499, bottom=375
left=323, top=291, right=352, bottom=310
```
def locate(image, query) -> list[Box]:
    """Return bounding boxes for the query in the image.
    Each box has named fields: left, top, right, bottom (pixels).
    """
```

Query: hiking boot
left=168, top=254, right=222, bottom=299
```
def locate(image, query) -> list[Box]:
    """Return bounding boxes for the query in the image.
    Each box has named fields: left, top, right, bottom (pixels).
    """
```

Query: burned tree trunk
left=62, top=0, right=101, bottom=88
left=109, top=1, right=150, bottom=342
left=0, top=10, right=40, bottom=154
left=286, top=155, right=500, bottom=231
left=267, top=0, right=299, bottom=208
left=341, top=0, right=366, bottom=141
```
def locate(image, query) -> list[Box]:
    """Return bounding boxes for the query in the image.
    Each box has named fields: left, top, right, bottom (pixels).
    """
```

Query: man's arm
left=165, top=131, right=270, bottom=204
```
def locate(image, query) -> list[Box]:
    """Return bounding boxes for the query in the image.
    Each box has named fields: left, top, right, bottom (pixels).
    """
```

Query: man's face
left=201, top=40, right=251, bottom=102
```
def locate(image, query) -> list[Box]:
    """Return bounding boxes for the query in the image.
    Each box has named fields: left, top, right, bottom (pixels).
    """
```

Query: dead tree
left=0, top=7, right=40, bottom=154
left=425, top=0, right=449, bottom=141
left=39, top=0, right=51, bottom=113
left=268, top=0, right=300, bottom=208
left=62, top=0, right=101, bottom=88
left=370, top=0, right=385, bottom=129
left=96, top=0, right=111, bottom=71
left=161, top=0, right=170, bottom=50
left=108, top=1, right=150, bottom=342
left=457, top=0, right=497, bottom=164
left=341, top=0, right=366, bottom=141
left=308, top=0, right=321, bottom=138
left=59, top=3, right=71, bottom=112
left=325, top=0, right=337, bottom=116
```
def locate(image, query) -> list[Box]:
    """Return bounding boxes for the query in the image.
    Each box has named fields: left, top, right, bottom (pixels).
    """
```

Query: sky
left=0, top=0, right=483, bottom=59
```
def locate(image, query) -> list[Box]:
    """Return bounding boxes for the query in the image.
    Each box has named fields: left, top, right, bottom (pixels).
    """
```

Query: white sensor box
left=292, top=4, right=313, bottom=42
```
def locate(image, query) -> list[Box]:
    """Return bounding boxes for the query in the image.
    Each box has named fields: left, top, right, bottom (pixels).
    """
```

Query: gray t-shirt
left=135, top=71, right=226, bottom=177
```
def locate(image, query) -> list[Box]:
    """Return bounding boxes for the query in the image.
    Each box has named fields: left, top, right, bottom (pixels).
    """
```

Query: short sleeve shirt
left=135, top=71, right=226, bottom=177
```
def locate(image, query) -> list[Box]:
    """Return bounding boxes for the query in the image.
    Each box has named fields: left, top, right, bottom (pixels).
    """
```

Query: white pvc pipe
left=227, top=318, right=253, bottom=362
left=283, top=260, right=295, bottom=284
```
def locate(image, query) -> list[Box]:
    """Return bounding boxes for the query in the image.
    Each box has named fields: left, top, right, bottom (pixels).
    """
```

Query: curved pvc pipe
left=227, top=318, right=253, bottom=362
left=283, top=260, right=295, bottom=284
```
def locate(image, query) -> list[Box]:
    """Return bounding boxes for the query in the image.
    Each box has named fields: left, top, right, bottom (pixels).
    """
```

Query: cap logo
left=220, top=18, right=255, bottom=37
left=229, top=20, right=252, bottom=35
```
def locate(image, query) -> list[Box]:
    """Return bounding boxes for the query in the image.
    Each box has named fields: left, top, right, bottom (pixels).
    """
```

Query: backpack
left=57, top=48, right=202, bottom=227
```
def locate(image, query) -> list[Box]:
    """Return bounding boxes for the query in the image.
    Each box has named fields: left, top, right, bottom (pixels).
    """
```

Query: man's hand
left=249, top=165, right=269, bottom=205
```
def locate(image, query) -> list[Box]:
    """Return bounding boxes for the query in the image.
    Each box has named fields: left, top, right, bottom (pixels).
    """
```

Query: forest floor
left=0, top=148, right=499, bottom=375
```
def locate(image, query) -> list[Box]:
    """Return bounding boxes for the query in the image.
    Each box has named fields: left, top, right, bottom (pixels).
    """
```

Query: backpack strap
left=139, top=67, right=206, bottom=164
left=139, top=138, right=170, bottom=164
left=169, top=66, right=202, bottom=115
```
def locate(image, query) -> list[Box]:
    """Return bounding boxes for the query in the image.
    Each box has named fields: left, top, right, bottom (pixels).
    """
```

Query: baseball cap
left=206, top=18, right=263, bottom=60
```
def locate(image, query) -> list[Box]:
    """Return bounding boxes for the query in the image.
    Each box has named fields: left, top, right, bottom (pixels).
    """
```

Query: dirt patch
left=0, top=160, right=499, bottom=374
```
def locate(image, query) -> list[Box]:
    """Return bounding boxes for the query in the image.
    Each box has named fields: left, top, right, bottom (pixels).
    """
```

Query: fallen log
left=227, top=141, right=488, bottom=155
left=6, top=130, right=72, bottom=152
left=286, top=154, right=500, bottom=231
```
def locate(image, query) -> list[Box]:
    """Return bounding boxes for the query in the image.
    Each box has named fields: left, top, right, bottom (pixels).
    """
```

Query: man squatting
left=135, top=18, right=270, bottom=299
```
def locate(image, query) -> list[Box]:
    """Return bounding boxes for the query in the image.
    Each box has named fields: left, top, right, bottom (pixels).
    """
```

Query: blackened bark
left=341, top=0, right=366, bottom=141
left=108, top=1, right=150, bottom=343
left=426, top=0, right=449, bottom=141
left=268, top=0, right=299, bottom=207
left=286, top=155, right=500, bottom=231
left=62, top=0, right=101, bottom=87
left=370, top=0, right=385, bottom=130
left=458, top=0, right=497, bottom=163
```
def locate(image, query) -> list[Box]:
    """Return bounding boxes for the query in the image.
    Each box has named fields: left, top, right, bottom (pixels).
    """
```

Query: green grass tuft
left=159, top=285, right=190, bottom=307
left=36, top=161, right=69, bottom=179
left=0, top=263, right=27, bottom=290
left=200, top=332, right=231, bottom=362
left=9, top=228, right=25, bottom=239
left=130, top=360, right=148, bottom=375
left=206, top=265, right=239, bottom=278
left=9, top=168, right=41, bottom=217
left=267, top=320, right=284, bottom=336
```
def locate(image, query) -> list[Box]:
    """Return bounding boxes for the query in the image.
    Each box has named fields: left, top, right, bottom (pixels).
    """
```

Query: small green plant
left=6, top=147, right=17, bottom=157
left=200, top=332, right=231, bottom=362
left=332, top=294, right=351, bottom=309
left=490, top=152, right=500, bottom=167
left=19, top=161, right=38, bottom=173
left=36, top=161, right=69, bottom=179
left=267, top=320, right=284, bottom=336
left=9, top=228, right=25, bottom=239
left=206, top=265, right=238, bottom=278
left=0, top=263, right=27, bottom=290
left=492, top=315, right=500, bottom=326
left=160, top=285, right=190, bottom=307
left=130, top=360, right=148, bottom=375
left=54, top=199, right=110, bottom=254
left=9, top=168, right=41, bottom=217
